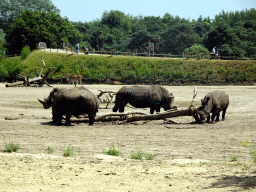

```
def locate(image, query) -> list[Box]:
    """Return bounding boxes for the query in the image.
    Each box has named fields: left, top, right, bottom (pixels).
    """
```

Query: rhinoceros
left=197, top=90, right=229, bottom=123
left=38, top=87, right=99, bottom=125
left=113, top=85, right=176, bottom=114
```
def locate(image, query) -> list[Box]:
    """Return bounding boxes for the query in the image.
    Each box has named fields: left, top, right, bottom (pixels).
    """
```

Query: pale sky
left=51, top=0, right=256, bottom=23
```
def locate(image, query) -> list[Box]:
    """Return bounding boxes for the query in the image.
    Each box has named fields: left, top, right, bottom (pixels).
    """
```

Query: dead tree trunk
left=5, top=58, right=52, bottom=87
left=126, top=108, right=195, bottom=122
left=70, top=87, right=201, bottom=124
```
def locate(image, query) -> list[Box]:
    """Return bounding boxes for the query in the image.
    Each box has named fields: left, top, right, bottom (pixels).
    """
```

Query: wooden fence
left=39, top=48, right=256, bottom=60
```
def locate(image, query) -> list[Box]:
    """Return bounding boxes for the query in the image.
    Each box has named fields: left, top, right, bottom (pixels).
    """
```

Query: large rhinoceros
left=38, top=87, right=99, bottom=125
left=197, top=90, right=229, bottom=123
left=113, top=85, right=176, bottom=114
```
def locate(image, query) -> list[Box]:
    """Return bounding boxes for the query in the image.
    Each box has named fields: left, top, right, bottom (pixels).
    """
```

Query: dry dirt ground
left=0, top=83, right=256, bottom=191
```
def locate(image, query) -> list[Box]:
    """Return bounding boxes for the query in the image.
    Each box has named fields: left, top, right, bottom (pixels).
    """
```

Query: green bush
left=184, top=44, right=210, bottom=59
left=63, top=145, right=74, bottom=157
left=103, top=143, right=122, bottom=156
left=0, top=58, right=25, bottom=81
left=20, top=45, right=31, bottom=60
left=45, top=147, right=54, bottom=154
left=3, top=141, right=20, bottom=152
left=243, top=141, right=256, bottom=163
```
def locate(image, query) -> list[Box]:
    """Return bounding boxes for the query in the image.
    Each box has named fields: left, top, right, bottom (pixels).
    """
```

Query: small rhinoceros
left=113, top=85, right=176, bottom=114
left=197, top=90, right=229, bottom=123
left=38, top=87, right=99, bottom=125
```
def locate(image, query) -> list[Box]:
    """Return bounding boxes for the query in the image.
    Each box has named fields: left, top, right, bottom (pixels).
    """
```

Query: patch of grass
left=130, top=143, right=155, bottom=160
left=144, top=153, right=155, bottom=160
left=45, top=147, right=54, bottom=154
left=242, top=141, right=256, bottom=163
left=103, top=143, right=122, bottom=156
left=63, top=145, right=74, bottom=157
left=231, top=156, right=238, bottom=162
left=131, top=149, right=144, bottom=160
left=3, top=141, right=20, bottom=152
left=18, top=50, right=256, bottom=85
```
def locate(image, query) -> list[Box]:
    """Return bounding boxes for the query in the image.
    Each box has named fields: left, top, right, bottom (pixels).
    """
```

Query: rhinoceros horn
left=38, top=99, right=45, bottom=104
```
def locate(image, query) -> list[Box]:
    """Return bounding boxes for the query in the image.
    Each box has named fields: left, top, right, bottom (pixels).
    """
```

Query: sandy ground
left=0, top=83, right=256, bottom=191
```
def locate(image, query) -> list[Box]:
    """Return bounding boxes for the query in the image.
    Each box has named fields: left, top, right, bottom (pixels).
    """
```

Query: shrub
left=103, top=143, right=122, bottom=156
left=1, top=58, right=26, bottom=81
left=45, top=147, right=54, bottom=154
left=184, top=44, right=210, bottom=59
left=242, top=141, right=256, bottom=163
left=231, top=156, right=238, bottom=162
left=3, top=141, right=20, bottom=152
left=0, top=63, right=9, bottom=80
left=130, top=149, right=144, bottom=160
left=63, top=145, right=74, bottom=157
left=20, top=45, right=31, bottom=60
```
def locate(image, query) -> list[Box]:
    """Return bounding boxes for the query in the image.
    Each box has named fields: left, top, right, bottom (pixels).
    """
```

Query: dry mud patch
left=0, top=83, right=256, bottom=191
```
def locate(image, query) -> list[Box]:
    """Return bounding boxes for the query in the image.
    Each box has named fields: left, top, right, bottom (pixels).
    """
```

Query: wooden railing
left=38, top=48, right=256, bottom=60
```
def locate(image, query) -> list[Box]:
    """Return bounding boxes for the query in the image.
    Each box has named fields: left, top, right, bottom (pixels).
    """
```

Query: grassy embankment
left=20, top=50, right=256, bottom=85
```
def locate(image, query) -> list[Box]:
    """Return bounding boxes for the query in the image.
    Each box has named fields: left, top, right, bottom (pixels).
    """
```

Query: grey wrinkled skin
left=113, top=85, right=176, bottom=114
left=197, top=90, right=229, bottom=123
left=38, top=87, right=99, bottom=125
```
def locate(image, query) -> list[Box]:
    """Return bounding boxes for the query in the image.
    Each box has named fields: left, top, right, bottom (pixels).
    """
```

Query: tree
left=184, top=44, right=210, bottom=59
left=0, top=29, right=6, bottom=56
left=160, top=22, right=201, bottom=55
left=205, top=9, right=256, bottom=57
left=5, top=10, right=82, bottom=54
left=0, top=0, right=60, bottom=33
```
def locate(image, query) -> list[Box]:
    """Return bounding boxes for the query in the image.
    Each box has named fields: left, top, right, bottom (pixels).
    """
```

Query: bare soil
left=0, top=83, right=256, bottom=191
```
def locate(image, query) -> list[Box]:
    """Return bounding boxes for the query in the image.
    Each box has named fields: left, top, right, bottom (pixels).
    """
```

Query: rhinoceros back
left=117, top=85, right=160, bottom=108
left=211, top=90, right=229, bottom=110
left=53, top=88, right=98, bottom=116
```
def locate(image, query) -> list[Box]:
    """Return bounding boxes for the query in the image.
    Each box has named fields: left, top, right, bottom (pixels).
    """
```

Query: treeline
left=72, top=9, right=256, bottom=58
left=0, top=0, right=256, bottom=58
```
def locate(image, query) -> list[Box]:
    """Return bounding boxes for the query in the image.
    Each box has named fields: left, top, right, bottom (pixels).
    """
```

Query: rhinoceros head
left=38, top=98, right=53, bottom=109
left=197, top=96, right=211, bottom=121
left=38, top=88, right=59, bottom=109
left=163, top=93, right=175, bottom=111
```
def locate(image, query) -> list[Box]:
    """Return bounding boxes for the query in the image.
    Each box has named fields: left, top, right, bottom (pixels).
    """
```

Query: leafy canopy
left=5, top=10, right=82, bottom=54
left=0, top=0, right=60, bottom=33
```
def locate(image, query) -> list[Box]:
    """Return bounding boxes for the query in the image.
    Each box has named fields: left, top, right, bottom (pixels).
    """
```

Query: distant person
left=215, top=48, right=219, bottom=60
left=3, top=50, right=5, bottom=58
left=75, top=42, right=79, bottom=54
left=212, top=46, right=216, bottom=53
left=85, top=47, right=89, bottom=54
left=212, top=46, right=216, bottom=59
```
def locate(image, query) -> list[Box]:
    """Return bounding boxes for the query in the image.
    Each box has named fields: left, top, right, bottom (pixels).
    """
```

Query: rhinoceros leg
left=150, top=107, right=155, bottom=114
left=113, top=103, right=120, bottom=112
left=65, top=113, right=71, bottom=125
left=211, top=111, right=217, bottom=123
left=222, top=108, right=227, bottom=121
left=206, top=115, right=210, bottom=123
left=216, top=112, right=220, bottom=121
left=118, top=106, right=125, bottom=113
left=52, top=110, right=62, bottom=125
left=156, top=106, right=161, bottom=113
left=88, top=113, right=95, bottom=125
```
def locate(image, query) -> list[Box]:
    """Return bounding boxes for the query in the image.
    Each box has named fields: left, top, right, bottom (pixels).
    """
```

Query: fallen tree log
left=5, top=58, right=52, bottom=87
left=68, top=87, right=201, bottom=124
left=126, top=107, right=195, bottom=122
